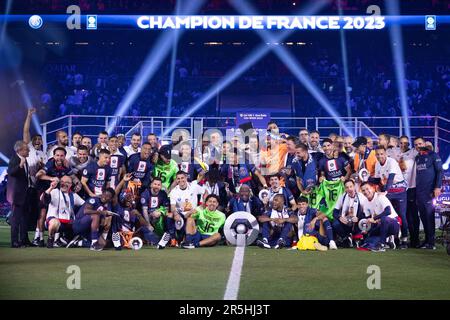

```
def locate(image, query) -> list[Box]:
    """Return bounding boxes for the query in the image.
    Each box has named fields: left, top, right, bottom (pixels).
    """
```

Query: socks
left=55, top=233, right=60, bottom=241
left=39, top=232, right=44, bottom=241
left=34, top=228, right=39, bottom=240
left=91, top=230, right=99, bottom=244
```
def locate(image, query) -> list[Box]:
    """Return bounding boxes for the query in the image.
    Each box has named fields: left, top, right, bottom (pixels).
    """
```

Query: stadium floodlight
left=16, top=78, right=43, bottom=136
left=162, top=0, right=330, bottom=137
left=107, top=0, right=206, bottom=134
left=230, top=0, right=354, bottom=137
left=386, top=0, right=411, bottom=139
left=443, top=155, right=450, bottom=171
left=0, top=152, right=9, bottom=164
left=337, top=0, right=352, bottom=119
left=165, top=0, right=182, bottom=124
left=0, top=0, right=13, bottom=46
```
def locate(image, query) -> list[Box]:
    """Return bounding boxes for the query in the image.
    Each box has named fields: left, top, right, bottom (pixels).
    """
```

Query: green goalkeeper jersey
left=153, top=159, right=179, bottom=190
left=192, top=207, right=226, bottom=236
left=319, top=179, right=345, bottom=220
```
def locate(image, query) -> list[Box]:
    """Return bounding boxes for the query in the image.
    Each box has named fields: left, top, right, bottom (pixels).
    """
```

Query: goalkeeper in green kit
left=182, top=195, right=226, bottom=249
left=153, top=145, right=179, bottom=191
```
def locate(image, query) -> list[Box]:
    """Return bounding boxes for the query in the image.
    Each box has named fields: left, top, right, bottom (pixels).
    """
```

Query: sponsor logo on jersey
left=96, top=168, right=105, bottom=181
left=138, top=161, right=146, bottom=172
left=327, top=159, right=337, bottom=172
left=150, top=197, right=158, bottom=208
left=110, top=156, right=118, bottom=168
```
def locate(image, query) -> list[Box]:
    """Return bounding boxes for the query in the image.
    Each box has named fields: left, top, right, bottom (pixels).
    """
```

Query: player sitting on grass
left=301, top=196, right=338, bottom=250
left=68, top=188, right=115, bottom=251
left=111, top=191, right=160, bottom=250
left=332, top=179, right=364, bottom=247
left=139, top=177, right=174, bottom=249
left=359, top=182, right=400, bottom=252
left=182, top=194, right=226, bottom=249
left=256, top=194, right=295, bottom=249
left=41, top=176, right=85, bottom=248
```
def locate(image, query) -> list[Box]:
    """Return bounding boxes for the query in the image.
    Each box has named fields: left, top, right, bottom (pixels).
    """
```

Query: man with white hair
left=7, top=141, right=33, bottom=247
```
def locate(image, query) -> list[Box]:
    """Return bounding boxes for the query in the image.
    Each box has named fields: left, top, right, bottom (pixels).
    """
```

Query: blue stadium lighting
left=443, top=155, right=450, bottom=171
left=337, top=0, right=352, bottom=119
left=0, top=152, right=9, bottom=164
left=0, top=0, right=13, bottom=45
left=166, top=0, right=182, bottom=123
left=386, top=0, right=411, bottom=139
left=230, top=0, right=354, bottom=137
left=107, top=0, right=205, bottom=134
left=162, top=0, right=330, bottom=137
left=17, top=79, right=43, bottom=136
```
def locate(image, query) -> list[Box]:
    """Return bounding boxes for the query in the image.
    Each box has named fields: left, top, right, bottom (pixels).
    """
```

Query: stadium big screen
left=0, top=0, right=450, bottom=309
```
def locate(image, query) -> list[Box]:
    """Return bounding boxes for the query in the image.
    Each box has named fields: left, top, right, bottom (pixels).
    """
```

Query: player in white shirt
left=22, top=108, right=47, bottom=186
left=360, top=182, right=400, bottom=252
left=123, top=133, right=142, bottom=158
left=41, top=176, right=85, bottom=248
left=374, top=147, right=408, bottom=248
left=332, top=179, right=365, bottom=247
left=169, top=171, right=208, bottom=228
left=47, top=130, right=74, bottom=160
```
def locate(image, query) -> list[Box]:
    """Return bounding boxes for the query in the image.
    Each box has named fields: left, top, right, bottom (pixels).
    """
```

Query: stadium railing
left=41, top=115, right=449, bottom=153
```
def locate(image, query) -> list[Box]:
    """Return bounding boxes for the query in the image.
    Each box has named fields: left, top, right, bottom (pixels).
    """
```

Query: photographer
left=41, top=176, right=85, bottom=248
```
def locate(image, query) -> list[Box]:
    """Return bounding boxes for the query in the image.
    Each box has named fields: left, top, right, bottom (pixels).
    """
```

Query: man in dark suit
left=7, top=141, right=33, bottom=248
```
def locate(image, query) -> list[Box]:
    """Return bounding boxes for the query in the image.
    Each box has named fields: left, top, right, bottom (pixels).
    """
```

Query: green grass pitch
left=1, top=225, right=450, bottom=300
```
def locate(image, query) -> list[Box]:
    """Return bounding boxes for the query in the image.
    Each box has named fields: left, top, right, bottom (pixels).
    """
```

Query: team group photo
left=0, top=0, right=449, bottom=303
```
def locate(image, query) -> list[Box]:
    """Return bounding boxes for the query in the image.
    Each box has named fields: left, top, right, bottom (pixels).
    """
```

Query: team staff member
left=41, top=176, right=85, bottom=248
left=414, top=137, right=443, bottom=250
left=7, top=141, right=33, bottom=248
left=399, top=136, right=420, bottom=247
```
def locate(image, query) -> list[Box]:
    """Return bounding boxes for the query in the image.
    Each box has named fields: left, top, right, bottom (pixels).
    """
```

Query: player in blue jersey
left=318, top=138, right=351, bottom=182
left=107, top=136, right=125, bottom=190
left=81, top=149, right=112, bottom=198
left=33, top=147, right=79, bottom=247
left=257, top=194, right=295, bottom=249
left=69, top=187, right=115, bottom=251
left=126, top=142, right=154, bottom=196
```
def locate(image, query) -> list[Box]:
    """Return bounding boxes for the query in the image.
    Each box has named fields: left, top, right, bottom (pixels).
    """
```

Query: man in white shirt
left=168, top=171, right=207, bottom=226
left=123, top=133, right=142, bottom=158
left=332, top=179, right=364, bottom=246
left=374, top=147, right=408, bottom=249
left=47, top=130, right=74, bottom=160
left=22, top=108, right=47, bottom=186
left=41, top=176, right=85, bottom=248
left=360, top=182, right=400, bottom=252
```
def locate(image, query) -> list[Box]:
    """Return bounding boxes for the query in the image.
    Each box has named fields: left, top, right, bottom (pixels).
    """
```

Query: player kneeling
left=256, top=194, right=295, bottom=249
left=42, top=176, right=85, bottom=248
left=182, top=195, right=226, bottom=249
left=300, top=196, right=338, bottom=250
left=111, top=191, right=160, bottom=250
left=68, top=188, right=115, bottom=251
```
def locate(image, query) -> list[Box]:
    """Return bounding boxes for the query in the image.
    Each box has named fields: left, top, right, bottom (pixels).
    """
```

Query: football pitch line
left=223, top=245, right=245, bottom=300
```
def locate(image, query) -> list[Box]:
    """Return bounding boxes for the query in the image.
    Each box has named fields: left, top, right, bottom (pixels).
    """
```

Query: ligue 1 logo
left=87, top=15, right=97, bottom=30
left=29, top=15, right=43, bottom=29
left=425, top=15, right=436, bottom=30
